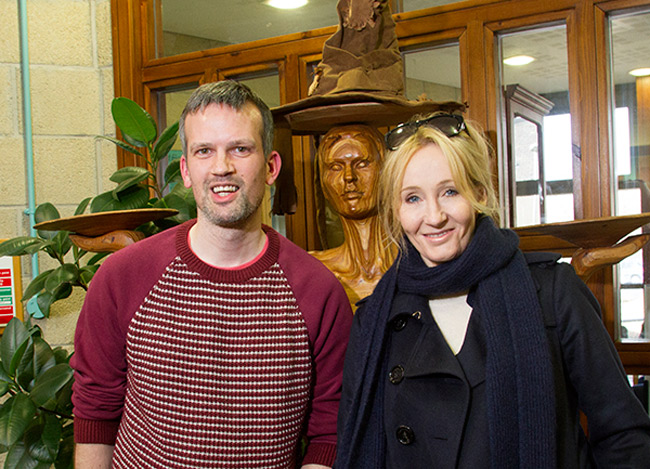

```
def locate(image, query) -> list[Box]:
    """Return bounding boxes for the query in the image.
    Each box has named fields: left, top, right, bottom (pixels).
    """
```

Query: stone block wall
left=0, top=0, right=115, bottom=348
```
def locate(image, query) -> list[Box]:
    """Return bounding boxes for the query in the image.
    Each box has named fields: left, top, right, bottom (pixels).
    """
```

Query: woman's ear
left=476, top=186, right=488, bottom=205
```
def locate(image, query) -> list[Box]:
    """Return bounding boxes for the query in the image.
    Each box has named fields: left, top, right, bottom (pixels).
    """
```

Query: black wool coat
left=337, top=253, right=650, bottom=469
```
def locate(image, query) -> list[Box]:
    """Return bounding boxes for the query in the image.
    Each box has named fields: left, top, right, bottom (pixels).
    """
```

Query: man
left=71, top=80, right=352, bottom=468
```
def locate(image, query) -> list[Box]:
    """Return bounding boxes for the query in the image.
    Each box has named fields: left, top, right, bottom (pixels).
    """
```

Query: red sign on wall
left=0, top=255, right=21, bottom=328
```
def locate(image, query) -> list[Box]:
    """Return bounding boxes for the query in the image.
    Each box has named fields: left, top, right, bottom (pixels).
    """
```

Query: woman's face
left=319, top=127, right=380, bottom=220
left=398, top=143, right=477, bottom=267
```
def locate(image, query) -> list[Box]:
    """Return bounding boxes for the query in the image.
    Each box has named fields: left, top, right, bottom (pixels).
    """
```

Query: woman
left=335, top=112, right=650, bottom=468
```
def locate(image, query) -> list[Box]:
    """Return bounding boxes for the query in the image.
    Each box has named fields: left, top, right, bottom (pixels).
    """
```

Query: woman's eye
left=405, top=195, right=420, bottom=204
left=444, top=188, right=458, bottom=197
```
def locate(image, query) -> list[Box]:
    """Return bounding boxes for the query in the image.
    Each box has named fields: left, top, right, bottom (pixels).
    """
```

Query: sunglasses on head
left=384, top=113, right=466, bottom=151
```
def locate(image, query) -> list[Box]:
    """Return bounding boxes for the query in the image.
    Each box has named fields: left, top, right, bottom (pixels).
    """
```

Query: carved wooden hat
left=271, top=0, right=465, bottom=135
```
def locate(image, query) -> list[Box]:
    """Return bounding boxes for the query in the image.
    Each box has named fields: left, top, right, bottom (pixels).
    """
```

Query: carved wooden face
left=318, top=125, right=383, bottom=220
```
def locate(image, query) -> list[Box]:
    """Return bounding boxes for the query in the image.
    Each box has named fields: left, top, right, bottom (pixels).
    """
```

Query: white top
left=428, top=292, right=472, bottom=355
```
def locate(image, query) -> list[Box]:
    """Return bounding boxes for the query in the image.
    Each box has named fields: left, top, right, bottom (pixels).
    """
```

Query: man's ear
left=266, top=151, right=282, bottom=186
left=180, top=155, right=192, bottom=188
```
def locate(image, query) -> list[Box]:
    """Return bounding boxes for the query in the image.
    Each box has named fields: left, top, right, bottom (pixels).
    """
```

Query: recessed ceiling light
left=503, top=55, right=535, bottom=66
left=629, top=68, right=650, bottom=77
left=266, top=0, right=308, bottom=9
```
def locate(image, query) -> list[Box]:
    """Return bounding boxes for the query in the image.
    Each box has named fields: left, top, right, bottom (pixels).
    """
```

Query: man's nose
left=211, top=151, right=234, bottom=175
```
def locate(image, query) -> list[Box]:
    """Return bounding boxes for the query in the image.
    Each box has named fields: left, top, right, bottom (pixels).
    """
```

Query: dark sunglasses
left=384, top=113, right=466, bottom=151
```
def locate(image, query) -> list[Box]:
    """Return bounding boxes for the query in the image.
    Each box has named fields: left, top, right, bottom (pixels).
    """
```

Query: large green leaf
left=120, top=131, right=148, bottom=150
left=26, top=414, right=60, bottom=463
left=0, top=363, right=12, bottom=384
left=51, top=348, right=70, bottom=366
left=109, top=166, right=150, bottom=184
left=34, top=204, right=60, bottom=225
left=110, top=167, right=151, bottom=197
left=90, top=185, right=150, bottom=213
left=30, top=364, right=74, bottom=409
left=0, top=238, right=46, bottom=257
left=95, top=134, right=144, bottom=156
left=112, top=97, right=157, bottom=145
left=162, top=193, right=193, bottom=222
left=78, top=264, right=99, bottom=286
left=86, top=252, right=110, bottom=265
left=73, top=198, right=92, bottom=216
left=43, top=265, right=78, bottom=294
left=4, top=440, right=50, bottom=469
left=164, top=158, right=182, bottom=186
left=34, top=204, right=61, bottom=241
left=0, top=319, right=30, bottom=377
left=0, top=394, right=37, bottom=447
left=48, top=232, right=72, bottom=259
left=16, top=337, right=56, bottom=392
left=54, top=433, right=73, bottom=469
left=54, top=378, right=73, bottom=417
left=35, top=282, right=72, bottom=319
left=152, top=121, right=179, bottom=164
left=22, top=270, right=54, bottom=303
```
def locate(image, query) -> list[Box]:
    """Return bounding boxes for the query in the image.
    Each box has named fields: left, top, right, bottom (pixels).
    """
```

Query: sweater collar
left=175, top=219, right=281, bottom=283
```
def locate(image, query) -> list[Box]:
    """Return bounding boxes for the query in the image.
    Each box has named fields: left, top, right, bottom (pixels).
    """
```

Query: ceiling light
left=266, top=0, right=308, bottom=9
left=629, top=68, right=650, bottom=77
left=503, top=55, right=535, bottom=66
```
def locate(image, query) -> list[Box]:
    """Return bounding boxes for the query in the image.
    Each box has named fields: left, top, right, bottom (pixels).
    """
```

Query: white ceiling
left=160, top=1, right=650, bottom=96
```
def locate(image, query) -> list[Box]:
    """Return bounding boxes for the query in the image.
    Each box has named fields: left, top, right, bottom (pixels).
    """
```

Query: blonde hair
left=379, top=113, right=500, bottom=249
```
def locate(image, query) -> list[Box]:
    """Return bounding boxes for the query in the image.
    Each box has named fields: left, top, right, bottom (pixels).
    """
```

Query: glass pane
left=155, top=72, right=285, bottom=235
left=155, top=0, right=339, bottom=58
left=403, top=44, right=461, bottom=102
left=610, top=9, right=650, bottom=342
left=512, top=116, right=541, bottom=225
left=396, top=0, right=468, bottom=14
left=500, top=24, right=574, bottom=227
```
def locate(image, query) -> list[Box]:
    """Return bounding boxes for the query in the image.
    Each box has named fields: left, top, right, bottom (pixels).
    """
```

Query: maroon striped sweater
left=71, top=221, right=352, bottom=468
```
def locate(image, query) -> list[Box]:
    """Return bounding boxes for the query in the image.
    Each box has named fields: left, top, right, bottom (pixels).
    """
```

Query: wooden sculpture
left=310, top=125, right=395, bottom=307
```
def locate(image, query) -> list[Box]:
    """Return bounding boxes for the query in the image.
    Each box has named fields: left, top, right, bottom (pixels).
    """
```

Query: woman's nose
left=424, top=200, right=447, bottom=226
left=344, top=164, right=357, bottom=182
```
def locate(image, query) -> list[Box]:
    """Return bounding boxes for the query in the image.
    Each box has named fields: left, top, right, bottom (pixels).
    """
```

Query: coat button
left=396, top=425, right=415, bottom=445
left=388, top=365, right=404, bottom=384
left=392, top=316, right=407, bottom=331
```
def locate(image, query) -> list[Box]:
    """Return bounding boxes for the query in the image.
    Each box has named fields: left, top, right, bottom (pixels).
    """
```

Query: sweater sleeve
left=278, top=237, right=353, bottom=466
left=552, top=263, right=650, bottom=466
left=70, top=226, right=180, bottom=444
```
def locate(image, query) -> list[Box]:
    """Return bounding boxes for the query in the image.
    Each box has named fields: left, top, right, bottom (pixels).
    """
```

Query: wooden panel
left=112, top=0, right=650, bottom=363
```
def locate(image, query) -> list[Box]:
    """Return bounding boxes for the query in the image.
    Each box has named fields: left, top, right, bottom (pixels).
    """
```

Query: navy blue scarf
left=335, top=216, right=556, bottom=468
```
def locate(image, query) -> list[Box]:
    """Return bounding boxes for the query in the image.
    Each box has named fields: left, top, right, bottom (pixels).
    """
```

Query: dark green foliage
left=0, top=97, right=196, bottom=317
left=0, top=319, right=74, bottom=469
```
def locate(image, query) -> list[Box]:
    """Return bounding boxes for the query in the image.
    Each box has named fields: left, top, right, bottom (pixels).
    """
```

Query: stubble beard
left=197, top=182, right=264, bottom=229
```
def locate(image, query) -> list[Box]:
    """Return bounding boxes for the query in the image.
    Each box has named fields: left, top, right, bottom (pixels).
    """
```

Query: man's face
left=180, top=102, right=280, bottom=229
left=319, top=127, right=381, bottom=220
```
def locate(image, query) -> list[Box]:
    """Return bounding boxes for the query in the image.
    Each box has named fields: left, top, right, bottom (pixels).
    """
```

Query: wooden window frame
left=110, top=0, right=650, bottom=372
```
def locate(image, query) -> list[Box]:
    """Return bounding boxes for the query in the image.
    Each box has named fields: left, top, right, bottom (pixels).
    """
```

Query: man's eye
left=234, top=146, right=251, bottom=154
left=329, top=164, right=342, bottom=171
left=196, top=148, right=210, bottom=156
left=356, top=160, right=369, bottom=168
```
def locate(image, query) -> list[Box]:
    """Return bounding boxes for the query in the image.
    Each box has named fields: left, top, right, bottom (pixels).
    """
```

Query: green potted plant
left=0, top=97, right=195, bottom=317
left=0, top=97, right=195, bottom=467
left=0, top=317, right=74, bottom=468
